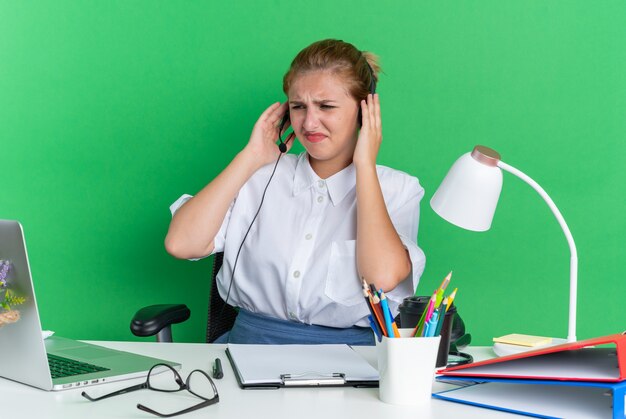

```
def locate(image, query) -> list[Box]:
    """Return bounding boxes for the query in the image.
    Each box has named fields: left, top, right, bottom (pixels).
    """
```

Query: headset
left=219, top=58, right=378, bottom=324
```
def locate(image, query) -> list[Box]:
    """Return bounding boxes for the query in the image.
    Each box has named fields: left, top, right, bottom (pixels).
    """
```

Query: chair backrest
left=206, top=252, right=238, bottom=343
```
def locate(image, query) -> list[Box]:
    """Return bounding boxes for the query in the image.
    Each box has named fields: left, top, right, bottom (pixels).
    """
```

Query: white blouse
left=170, top=152, right=426, bottom=328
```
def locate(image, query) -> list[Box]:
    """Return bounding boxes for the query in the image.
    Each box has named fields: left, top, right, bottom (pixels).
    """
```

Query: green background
left=1, top=1, right=624, bottom=345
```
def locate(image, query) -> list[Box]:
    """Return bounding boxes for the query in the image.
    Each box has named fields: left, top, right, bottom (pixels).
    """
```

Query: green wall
left=2, top=1, right=624, bottom=345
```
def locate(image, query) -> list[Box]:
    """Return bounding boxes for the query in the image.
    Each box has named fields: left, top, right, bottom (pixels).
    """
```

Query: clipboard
left=225, top=344, right=379, bottom=389
left=433, top=376, right=626, bottom=419
left=439, top=332, right=626, bottom=382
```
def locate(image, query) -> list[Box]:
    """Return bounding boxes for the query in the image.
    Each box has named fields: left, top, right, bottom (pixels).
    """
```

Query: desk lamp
left=430, top=145, right=577, bottom=354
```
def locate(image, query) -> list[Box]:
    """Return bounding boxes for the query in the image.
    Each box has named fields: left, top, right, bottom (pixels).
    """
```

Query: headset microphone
left=277, top=110, right=290, bottom=153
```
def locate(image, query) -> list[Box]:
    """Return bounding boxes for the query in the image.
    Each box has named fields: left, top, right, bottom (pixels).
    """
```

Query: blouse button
left=305, top=233, right=312, bottom=240
left=293, top=270, right=301, bottom=278
left=317, top=196, right=324, bottom=203
left=318, top=180, right=325, bottom=188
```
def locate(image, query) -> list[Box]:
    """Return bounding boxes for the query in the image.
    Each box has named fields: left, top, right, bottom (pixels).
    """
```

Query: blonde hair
left=282, top=39, right=380, bottom=102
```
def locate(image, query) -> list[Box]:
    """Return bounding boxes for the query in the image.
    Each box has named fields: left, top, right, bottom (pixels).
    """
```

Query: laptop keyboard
left=47, top=353, right=110, bottom=379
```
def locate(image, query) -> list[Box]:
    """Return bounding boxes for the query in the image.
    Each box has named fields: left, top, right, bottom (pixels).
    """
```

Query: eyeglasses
left=81, top=363, right=219, bottom=417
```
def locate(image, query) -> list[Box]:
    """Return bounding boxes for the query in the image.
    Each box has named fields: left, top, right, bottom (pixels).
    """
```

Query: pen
left=212, top=357, right=224, bottom=379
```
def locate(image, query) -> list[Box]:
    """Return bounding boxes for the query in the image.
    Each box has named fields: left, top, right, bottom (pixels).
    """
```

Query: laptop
left=0, top=220, right=181, bottom=391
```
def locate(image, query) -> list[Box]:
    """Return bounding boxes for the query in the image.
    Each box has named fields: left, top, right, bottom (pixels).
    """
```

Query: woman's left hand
left=353, top=93, right=382, bottom=167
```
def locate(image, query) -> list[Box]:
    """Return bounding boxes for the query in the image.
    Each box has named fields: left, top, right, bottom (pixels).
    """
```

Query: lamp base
left=493, top=338, right=568, bottom=357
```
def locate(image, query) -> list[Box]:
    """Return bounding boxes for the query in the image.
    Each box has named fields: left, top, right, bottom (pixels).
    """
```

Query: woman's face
left=288, top=71, right=360, bottom=177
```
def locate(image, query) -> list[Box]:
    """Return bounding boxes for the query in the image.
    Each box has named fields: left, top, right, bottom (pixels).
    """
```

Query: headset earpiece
left=358, top=60, right=377, bottom=126
left=367, top=62, right=377, bottom=95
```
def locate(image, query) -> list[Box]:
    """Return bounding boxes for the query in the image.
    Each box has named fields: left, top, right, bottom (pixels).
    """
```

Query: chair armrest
left=130, top=304, right=191, bottom=339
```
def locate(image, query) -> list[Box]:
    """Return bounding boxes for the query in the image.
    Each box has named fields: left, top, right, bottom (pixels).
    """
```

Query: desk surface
left=1, top=341, right=522, bottom=419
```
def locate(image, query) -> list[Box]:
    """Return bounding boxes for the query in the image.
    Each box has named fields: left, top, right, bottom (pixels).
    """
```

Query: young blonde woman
left=165, top=39, right=425, bottom=345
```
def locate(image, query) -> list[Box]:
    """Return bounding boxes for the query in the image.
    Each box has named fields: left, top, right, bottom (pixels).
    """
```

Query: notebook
left=0, top=220, right=180, bottom=391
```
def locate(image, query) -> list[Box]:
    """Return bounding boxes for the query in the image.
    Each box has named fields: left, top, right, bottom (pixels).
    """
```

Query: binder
left=225, top=344, right=379, bottom=389
left=433, top=376, right=626, bottom=419
left=439, top=332, right=626, bottom=382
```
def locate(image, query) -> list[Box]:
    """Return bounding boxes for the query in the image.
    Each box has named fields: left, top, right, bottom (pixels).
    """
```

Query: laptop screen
left=0, top=220, right=53, bottom=390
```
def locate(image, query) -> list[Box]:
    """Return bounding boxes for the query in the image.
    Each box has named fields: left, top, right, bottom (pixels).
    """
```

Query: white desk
left=1, top=341, right=522, bottom=418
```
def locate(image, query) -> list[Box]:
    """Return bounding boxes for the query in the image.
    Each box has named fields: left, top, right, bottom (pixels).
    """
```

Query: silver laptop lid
left=0, top=220, right=53, bottom=390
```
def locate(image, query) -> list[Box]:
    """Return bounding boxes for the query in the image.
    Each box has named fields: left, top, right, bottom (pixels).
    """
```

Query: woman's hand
left=242, top=102, right=295, bottom=168
left=353, top=93, right=382, bottom=168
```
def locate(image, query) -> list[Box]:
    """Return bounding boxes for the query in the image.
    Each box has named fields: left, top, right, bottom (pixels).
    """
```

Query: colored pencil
left=446, top=288, right=458, bottom=312
left=363, top=288, right=382, bottom=339
left=414, top=293, right=436, bottom=337
left=379, top=291, right=395, bottom=338
left=370, top=294, right=387, bottom=337
left=435, top=272, right=452, bottom=307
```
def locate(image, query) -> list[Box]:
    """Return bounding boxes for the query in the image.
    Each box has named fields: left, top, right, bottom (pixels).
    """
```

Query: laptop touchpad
left=56, top=347, right=119, bottom=359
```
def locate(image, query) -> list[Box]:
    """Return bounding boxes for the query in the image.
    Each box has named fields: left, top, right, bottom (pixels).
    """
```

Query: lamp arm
left=497, top=161, right=578, bottom=342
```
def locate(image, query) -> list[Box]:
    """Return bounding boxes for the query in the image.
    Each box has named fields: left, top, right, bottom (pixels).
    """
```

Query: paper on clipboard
left=226, top=344, right=379, bottom=387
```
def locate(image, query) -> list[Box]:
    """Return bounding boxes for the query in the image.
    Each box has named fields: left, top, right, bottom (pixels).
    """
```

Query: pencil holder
left=376, top=328, right=441, bottom=406
left=398, top=296, right=456, bottom=367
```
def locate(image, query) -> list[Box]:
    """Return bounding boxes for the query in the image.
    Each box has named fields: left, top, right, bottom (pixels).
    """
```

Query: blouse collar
left=292, top=152, right=356, bottom=206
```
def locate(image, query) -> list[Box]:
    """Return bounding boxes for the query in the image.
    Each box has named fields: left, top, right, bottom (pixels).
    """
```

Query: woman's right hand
left=242, top=102, right=295, bottom=168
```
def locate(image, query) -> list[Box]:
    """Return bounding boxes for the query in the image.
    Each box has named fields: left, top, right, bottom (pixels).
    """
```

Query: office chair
left=130, top=252, right=238, bottom=343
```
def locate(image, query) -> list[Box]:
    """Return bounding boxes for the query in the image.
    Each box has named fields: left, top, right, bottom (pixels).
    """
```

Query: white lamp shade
left=430, top=152, right=503, bottom=231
